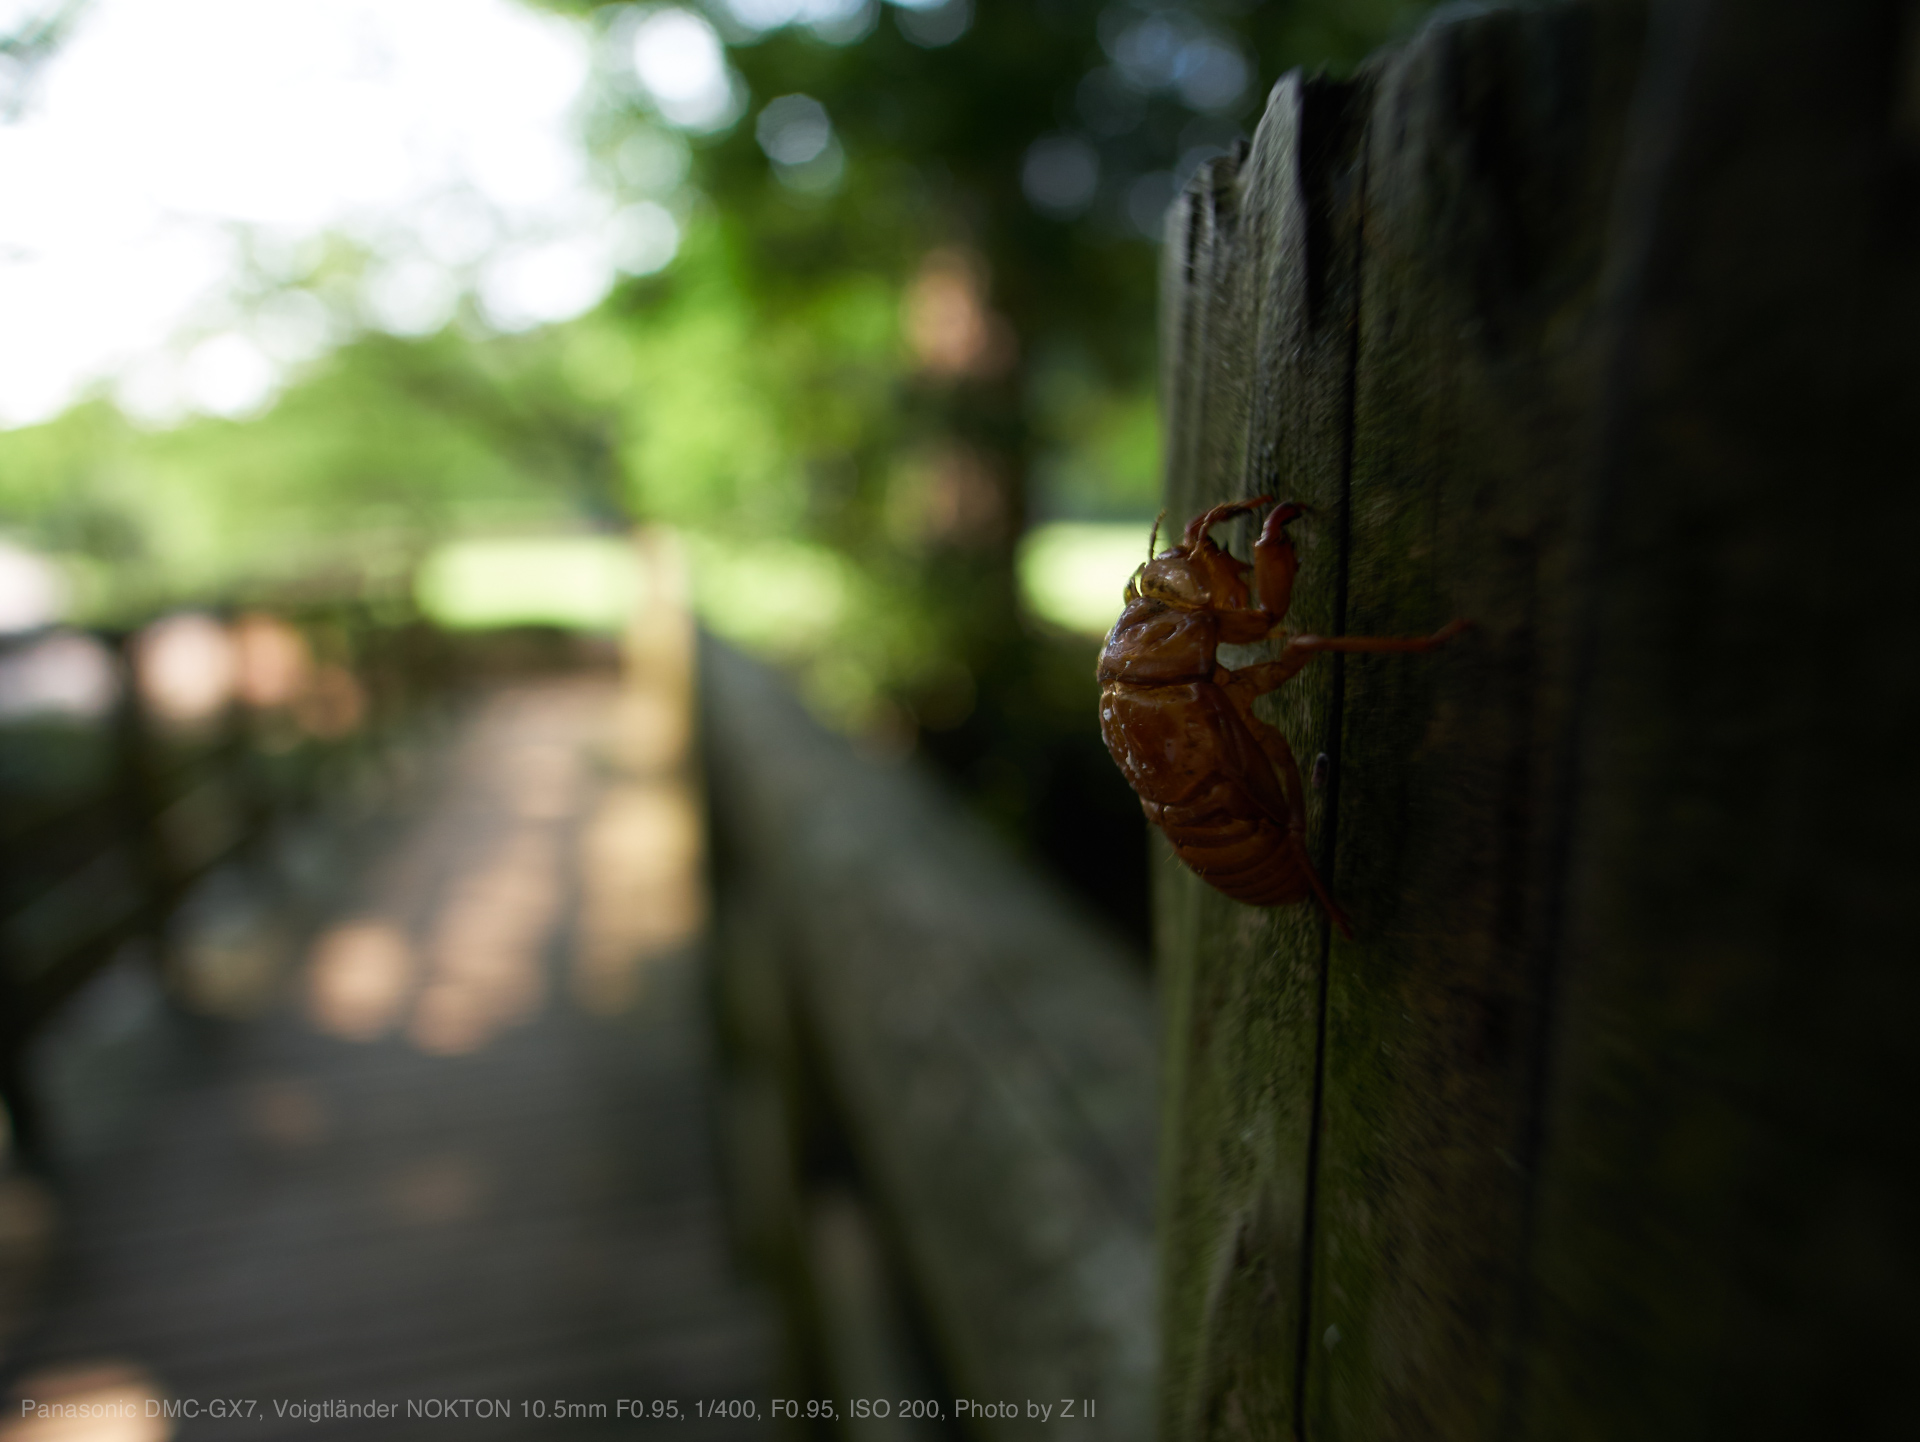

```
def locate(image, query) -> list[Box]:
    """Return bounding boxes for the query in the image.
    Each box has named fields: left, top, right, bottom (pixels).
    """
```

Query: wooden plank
left=802, top=1188, right=946, bottom=1439
left=1515, top=2, right=1920, bottom=1436
left=1153, top=70, right=1373, bottom=1442
left=1300, top=4, right=1648, bottom=1437
left=701, top=638, right=1156, bottom=1440
left=1159, top=1, right=1920, bottom=1437
left=5, top=676, right=779, bottom=1431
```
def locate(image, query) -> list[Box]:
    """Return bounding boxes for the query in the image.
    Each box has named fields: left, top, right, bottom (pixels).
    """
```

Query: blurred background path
left=0, top=553, right=778, bottom=1438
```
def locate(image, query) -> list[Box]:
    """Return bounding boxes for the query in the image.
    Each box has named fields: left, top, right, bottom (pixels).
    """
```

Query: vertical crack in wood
left=1289, top=73, right=1371, bottom=1442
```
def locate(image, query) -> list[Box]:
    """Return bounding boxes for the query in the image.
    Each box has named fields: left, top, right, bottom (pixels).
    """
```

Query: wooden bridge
left=6, top=3, right=1915, bottom=1439
left=0, top=544, right=1159, bottom=1440
left=0, top=577, right=784, bottom=1436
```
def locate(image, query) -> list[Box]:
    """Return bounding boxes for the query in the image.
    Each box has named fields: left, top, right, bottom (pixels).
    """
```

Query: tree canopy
left=0, top=0, right=1440, bottom=928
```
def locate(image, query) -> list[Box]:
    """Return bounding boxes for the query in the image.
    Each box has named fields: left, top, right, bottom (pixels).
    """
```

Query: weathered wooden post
left=1155, top=1, right=1918, bottom=1437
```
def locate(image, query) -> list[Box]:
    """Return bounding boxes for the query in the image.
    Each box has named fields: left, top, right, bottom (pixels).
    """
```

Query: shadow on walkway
left=1, top=563, right=778, bottom=1438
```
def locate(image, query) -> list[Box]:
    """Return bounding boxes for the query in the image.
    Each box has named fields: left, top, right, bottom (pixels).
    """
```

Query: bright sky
left=0, top=0, right=694, bottom=429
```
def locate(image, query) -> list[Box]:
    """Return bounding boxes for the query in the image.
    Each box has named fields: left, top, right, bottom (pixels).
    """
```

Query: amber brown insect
left=1097, top=497, right=1467, bottom=937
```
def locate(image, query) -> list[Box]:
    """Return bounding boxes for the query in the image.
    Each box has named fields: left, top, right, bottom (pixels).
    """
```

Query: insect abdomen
left=1099, top=679, right=1313, bottom=906
left=1148, top=782, right=1315, bottom=906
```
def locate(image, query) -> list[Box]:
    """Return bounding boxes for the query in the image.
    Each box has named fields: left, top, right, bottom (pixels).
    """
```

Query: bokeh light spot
left=756, top=94, right=832, bottom=166
left=0, top=1362, right=172, bottom=1442
left=134, top=614, right=236, bottom=725
left=306, top=921, right=415, bottom=1042
left=1022, top=135, right=1100, bottom=217
left=631, top=8, right=740, bottom=132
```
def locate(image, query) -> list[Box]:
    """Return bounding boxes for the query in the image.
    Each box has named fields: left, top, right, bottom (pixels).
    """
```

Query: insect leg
left=1228, top=621, right=1468, bottom=693
left=1210, top=618, right=1465, bottom=939
left=1254, top=502, right=1305, bottom=622
left=1282, top=619, right=1472, bottom=657
left=1246, top=710, right=1354, bottom=939
left=1181, top=494, right=1274, bottom=549
left=1222, top=682, right=1355, bottom=939
left=1219, top=652, right=1318, bottom=700
left=1294, top=848, right=1355, bottom=939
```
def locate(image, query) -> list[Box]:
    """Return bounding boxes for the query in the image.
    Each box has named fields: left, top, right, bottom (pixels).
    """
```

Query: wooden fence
left=1156, top=1, right=1916, bottom=1438
left=701, top=636, right=1157, bottom=1439
left=0, top=608, right=450, bottom=1164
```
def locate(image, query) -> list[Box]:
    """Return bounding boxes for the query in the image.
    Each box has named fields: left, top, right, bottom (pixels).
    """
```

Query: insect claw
left=1263, top=501, right=1307, bottom=531
left=1183, top=496, right=1273, bottom=549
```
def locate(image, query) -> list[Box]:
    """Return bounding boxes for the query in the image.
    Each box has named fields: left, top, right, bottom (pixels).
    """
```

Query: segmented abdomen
left=1149, top=776, right=1315, bottom=904
left=1098, top=680, right=1314, bottom=907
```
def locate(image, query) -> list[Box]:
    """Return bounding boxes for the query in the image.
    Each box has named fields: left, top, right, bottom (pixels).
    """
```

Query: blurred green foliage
left=0, top=0, right=1441, bottom=935
left=0, top=326, right=609, bottom=616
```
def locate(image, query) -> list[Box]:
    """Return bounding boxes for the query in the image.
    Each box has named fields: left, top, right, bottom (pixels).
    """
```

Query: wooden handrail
left=0, top=611, right=450, bottom=1167
left=700, top=634, right=1156, bottom=1439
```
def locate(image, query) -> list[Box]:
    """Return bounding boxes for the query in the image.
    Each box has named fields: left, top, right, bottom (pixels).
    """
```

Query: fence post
left=104, top=629, right=177, bottom=975
left=1154, top=2, right=1919, bottom=1437
left=0, top=964, right=42, bottom=1167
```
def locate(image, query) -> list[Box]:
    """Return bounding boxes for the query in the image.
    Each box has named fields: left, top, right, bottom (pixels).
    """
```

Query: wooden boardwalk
left=0, top=672, right=778, bottom=1439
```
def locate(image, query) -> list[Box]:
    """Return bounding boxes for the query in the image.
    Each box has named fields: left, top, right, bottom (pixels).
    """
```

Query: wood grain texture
left=1159, top=0, right=1920, bottom=1435
left=1308, top=6, right=1644, bottom=1438
left=1154, top=71, right=1371, bottom=1442
left=1517, top=2, right=1920, bottom=1437
left=701, top=639, right=1156, bottom=1440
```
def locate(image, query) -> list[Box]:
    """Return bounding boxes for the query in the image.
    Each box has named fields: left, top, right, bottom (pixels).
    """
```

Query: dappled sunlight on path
left=1, top=535, right=773, bottom=1438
